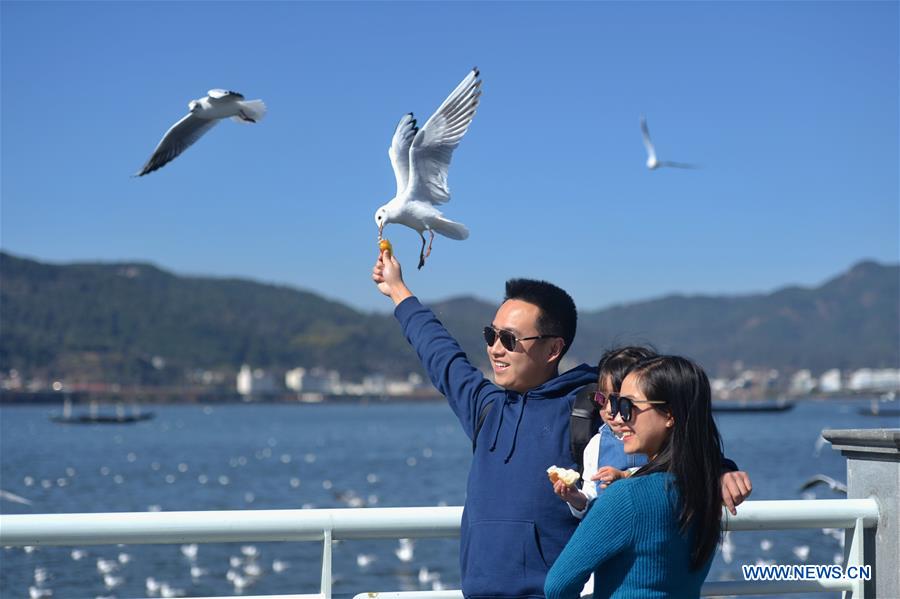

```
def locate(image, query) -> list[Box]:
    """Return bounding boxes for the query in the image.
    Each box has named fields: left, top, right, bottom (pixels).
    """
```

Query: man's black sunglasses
left=607, top=393, right=667, bottom=423
left=483, top=326, right=561, bottom=352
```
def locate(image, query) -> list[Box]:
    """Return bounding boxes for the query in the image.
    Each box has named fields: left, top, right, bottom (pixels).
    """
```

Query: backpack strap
left=570, top=383, right=600, bottom=474
left=472, top=399, right=495, bottom=452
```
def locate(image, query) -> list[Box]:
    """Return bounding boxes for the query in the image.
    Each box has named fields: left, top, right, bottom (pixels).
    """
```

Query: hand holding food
left=546, top=465, right=580, bottom=487
left=378, top=238, right=393, bottom=255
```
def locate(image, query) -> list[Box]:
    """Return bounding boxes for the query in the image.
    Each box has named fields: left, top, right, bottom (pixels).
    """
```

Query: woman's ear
left=666, top=413, right=675, bottom=428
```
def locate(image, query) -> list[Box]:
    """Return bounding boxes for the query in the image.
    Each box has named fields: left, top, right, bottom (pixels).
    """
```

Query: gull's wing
left=136, top=113, right=220, bottom=176
left=640, top=115, right=656, bottom=161
left=0, top=489, right=33, bottom=505
left=407, top=68, right=482, bottom=205
left=659, top=160, right=699, bottom=169
left=208, top=89, right=244, bottom=100
left=798, top=474, right=847, bottom=494
left=388, top=113, right=418, bottom=197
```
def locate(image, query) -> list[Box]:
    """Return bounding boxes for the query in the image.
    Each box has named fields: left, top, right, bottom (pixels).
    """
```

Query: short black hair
left=504, top=278, right=577, bottom=360
left=597, top=345, right=659, bottom=392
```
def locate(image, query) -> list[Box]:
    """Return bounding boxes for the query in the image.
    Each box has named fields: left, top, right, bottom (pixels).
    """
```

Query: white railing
left=0, top=498, right=880, bottom=598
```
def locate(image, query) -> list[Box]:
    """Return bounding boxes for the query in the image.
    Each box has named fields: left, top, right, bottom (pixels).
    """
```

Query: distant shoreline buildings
left=2, top=363, right=897, bottom=404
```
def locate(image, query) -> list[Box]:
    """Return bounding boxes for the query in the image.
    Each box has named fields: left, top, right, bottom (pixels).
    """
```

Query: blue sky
left=2, top=1, right=897, bottom=313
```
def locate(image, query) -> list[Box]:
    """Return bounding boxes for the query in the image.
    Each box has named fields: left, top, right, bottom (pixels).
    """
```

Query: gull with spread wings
left=136, top=89, right=266, bottom=177
left=374, top=68, right=482, bottom=269
left=640, top=114, right=698, bottom=170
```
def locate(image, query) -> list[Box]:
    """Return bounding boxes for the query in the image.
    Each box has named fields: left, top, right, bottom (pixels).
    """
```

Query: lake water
left=1, top=398, right=896, bottom=598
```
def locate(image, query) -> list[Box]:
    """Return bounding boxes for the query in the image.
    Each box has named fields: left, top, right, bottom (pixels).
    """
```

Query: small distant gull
left=96, top=558, right=118, bottom=574
left=180, top=543, right=198, bottom=561
left=720, top=531, right=734, bottom=564
left=395, top=537, right=415, bottom=562
left=374, top=68, right=482, bottom=269
left=145, top=577, right=161, bottom=594
left=640, top=114, right=698, bottom=170
left=792, top=544, right=811, bottom=562
left=799, top=474, right=847, bottom=495
left=159, top=582, right=184, bottom=598
left=28, top=587, right=52, bottom=599
left=136, top=89, right=266, bottom=176
left=271, top=559, right=289, bottom=573
left=356, top=553, right=376, bottom=568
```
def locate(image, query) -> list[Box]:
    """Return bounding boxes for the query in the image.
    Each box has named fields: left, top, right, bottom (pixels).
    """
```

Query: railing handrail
left=0, top=505, right=463, bottom=546
left=0, top=498, right=878, bottom=547
left=0, top=498, right=880, bottom=599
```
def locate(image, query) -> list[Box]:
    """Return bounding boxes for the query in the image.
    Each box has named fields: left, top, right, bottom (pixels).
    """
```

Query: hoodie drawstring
left=488, top=394, right=507, bottom=452
left=503, top=394, right=527, bottom=463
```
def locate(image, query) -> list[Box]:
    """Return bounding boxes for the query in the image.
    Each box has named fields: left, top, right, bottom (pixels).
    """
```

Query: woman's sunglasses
left=606, top=393, right=668, bottom=423
left=483, top=326, right=560, bottom=352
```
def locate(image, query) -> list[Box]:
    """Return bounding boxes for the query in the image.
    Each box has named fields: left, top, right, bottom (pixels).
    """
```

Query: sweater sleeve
left=544, top=480, right=635, bottom=599
left=394, top=296, right=497, bottom=440
left=569, top=433, right=601, bottom=519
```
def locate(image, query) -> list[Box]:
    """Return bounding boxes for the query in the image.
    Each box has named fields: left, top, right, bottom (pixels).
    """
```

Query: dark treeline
left=1, top=252, right=896, bottom=385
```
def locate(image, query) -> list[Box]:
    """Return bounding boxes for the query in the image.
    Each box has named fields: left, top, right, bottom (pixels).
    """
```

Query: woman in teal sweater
left=544, top=355, right=725, bottom=599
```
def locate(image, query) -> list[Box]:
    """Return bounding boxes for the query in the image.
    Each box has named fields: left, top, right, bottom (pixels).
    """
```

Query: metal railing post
left=321, top=528, right=333, bottom=599
left=843, top=517, right=866, bottom=599
left=823, top=428, right=900, bottom=599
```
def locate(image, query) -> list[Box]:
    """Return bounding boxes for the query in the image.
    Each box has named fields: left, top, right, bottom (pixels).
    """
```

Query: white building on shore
left=285, top=367, right=341, bottom=394
left=847, top=368, right=900, bottom=392
left=237, top=365, right=279, bottom=396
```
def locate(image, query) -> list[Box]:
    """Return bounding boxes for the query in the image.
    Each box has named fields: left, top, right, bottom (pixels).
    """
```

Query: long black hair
left=626, top=355, right=724, bottom=570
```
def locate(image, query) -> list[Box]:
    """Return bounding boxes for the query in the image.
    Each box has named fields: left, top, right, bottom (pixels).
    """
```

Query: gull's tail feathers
left=232, top=100, right=267, bottom=124
left=430, top=217, right=469, bottom=240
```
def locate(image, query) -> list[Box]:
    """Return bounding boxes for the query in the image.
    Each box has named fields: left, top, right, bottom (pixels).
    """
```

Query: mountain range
left=1, top=251, right=896, bottom=386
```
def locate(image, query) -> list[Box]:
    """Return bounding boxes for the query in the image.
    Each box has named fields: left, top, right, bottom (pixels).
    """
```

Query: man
left=372, top=251, right=751, bottom=598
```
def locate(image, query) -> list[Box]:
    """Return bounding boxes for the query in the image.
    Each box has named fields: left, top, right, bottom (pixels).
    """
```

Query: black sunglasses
left=607, top=393, right=667, bottom=423
left=483, top=326, right=560, bottom=352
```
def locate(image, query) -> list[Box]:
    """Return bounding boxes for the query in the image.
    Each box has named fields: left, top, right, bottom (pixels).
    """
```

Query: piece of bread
left=546, top=465, right=580, bottom=486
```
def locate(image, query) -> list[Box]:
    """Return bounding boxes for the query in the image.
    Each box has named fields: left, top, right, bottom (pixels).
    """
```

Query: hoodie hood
left=526, top=363, right=598, bottom=400
left=489, top=363, right=598, bottom=462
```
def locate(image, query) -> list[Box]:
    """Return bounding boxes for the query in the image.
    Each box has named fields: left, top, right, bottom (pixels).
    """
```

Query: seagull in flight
left=640, top=114, right=698, bottom=170
left=799, top=474, right=847, bottom=495
left=374, top=68, right=481, bottom=269
left=0, top=489, right=33, bottom=505
left=136, top=89, right=266, bottom=176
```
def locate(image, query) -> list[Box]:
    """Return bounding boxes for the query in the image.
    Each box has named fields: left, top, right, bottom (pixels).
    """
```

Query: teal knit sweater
left=544, top=472, right=713, bottom=599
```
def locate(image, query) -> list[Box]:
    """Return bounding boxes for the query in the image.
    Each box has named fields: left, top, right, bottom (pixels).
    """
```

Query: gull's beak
left=378, top=223, right=384, bottom=239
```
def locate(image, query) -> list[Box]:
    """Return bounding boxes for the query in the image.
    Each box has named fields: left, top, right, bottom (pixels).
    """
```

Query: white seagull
left=799, top=474, right=847, bottom=495
left=374, top=68, right=482, bottom=269
left=640, top=114, right=697, bottom=170
left=136, top=89, right=266, bottom=176
left=0, top=489, right=33, bottom=505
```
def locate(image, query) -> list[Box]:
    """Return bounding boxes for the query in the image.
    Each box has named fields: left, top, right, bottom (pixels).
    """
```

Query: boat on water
left=50, top=398, right=154, bottom=424
left=712, top=398, right=795, bottom=413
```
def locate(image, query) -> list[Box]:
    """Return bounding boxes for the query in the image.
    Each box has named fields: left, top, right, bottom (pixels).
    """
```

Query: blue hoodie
left=396, top=297, right=598, bottom=598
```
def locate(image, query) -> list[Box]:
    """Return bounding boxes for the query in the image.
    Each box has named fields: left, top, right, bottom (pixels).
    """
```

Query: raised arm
left=373, top=250, right=498, bottom=439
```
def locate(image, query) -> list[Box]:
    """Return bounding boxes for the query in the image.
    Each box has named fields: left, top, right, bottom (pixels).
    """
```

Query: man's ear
left=546, top=338, right=565, bottom=364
